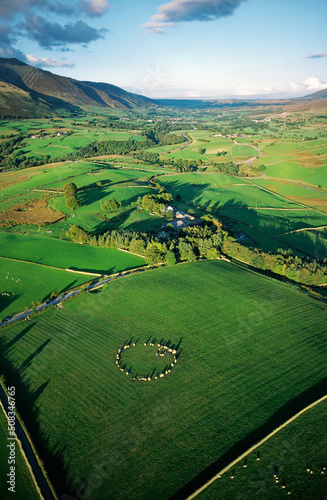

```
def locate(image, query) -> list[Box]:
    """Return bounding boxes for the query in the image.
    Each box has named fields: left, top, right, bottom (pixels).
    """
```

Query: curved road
left=0, top=384, right=56, bottom=500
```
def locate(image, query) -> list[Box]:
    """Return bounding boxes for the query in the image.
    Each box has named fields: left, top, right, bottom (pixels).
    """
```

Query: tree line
left=65, top=219, right=327, bottom=286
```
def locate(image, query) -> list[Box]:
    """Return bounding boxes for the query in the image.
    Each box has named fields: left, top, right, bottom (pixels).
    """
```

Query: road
left=161, top=133, right=191, bottom=155
left=0, top=384, right=56, bottom=500
left=0, top=266, right=160, bottom=329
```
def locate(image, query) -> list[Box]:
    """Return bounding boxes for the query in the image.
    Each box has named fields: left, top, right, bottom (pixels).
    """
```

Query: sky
left=0, top=0, right=326, bottom=99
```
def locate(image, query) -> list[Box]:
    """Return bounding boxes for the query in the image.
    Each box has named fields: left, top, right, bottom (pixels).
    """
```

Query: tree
left=145, top=243, right=166, bottom=265
left=102, top=198, right=122, bottom=212
left=166, top=210, right=174, bottom=221
left=63, top=183, right=77, bottom=196
left=66, top=195, right=80, bottom=212
left=165, top=250, right=176, bottom=267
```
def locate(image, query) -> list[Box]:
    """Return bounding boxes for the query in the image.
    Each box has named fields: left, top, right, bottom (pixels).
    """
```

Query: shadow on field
left=5, top=322, right=35, bottom=350
left=0, top=332, right=70, bottom=496
left=0, top=292, right=21, bottom=316
left=18, top=338, right=52, bottom=373
left=59, top=280, right=78, bottom=294
left=79, top=185, right=113, bottom=206
left=170, top=376, right=327, bottom=500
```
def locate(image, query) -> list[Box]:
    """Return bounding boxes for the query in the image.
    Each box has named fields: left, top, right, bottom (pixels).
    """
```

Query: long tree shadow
left=18, top=339, right=52, bottom=374
left=170, top=376, right=327, bottom=499
left=78, top=186, right=114, bottom=207
left=5, top=322, right=35, bottom=351
left=0, top=334, right=70, bottom=496
left=0, top=292, right=21, bottom=315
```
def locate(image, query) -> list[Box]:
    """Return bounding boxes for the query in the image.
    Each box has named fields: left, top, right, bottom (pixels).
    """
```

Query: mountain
left=0, top=57, right=155, bottom=116
left=302, top=88, right=327, bottom=100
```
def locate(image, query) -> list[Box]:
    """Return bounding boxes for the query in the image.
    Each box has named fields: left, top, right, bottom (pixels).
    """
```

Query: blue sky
left=0, top=0, right=326, bottom=98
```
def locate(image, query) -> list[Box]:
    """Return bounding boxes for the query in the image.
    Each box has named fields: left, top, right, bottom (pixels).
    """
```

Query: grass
left=0, top=233, right=145, bottom=273
left=0, top=260, right=326, bottom=499
left=0, top=397, right=39, bottom=500
left=0, top=258, right=90, bottom=319
left=200, top=400, right=327, bottom=499
left=231, top=144, right=258, bottom=157
left=20, top=130, right=144, bottom=159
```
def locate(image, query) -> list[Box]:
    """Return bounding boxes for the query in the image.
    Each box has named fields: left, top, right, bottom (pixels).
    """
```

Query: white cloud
left=79, top=0, right=109, bottom=17
left=303, top=76, right=327, bottom=92
left=26, top=54, right=75, bottom=68
left=142, top=0, right=248, bottom=33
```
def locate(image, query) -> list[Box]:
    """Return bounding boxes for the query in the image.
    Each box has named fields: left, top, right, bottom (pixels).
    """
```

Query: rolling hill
left=0, top=57, right=155, bottom=116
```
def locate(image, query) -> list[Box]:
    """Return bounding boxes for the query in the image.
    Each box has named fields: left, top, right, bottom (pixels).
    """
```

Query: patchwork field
left=1, top=261, right=326, bottom=499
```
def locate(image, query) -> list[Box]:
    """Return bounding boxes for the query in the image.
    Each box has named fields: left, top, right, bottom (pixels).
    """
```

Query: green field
left=231, top=144, right=258, bottom=157
left=0, top=233, right=145, bottom=273
left=0, top=398, right=39, bottom=500
left=21, top=130, right=144, bottom=159
left=1, top=261, right=326, bottom=499
left=0, top=258, right=90, bottom=319
left=200, top=400, right=327, bottom=499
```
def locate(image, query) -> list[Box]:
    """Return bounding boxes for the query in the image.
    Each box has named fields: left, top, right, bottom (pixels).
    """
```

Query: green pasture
left=0, top=401, right=38, bottom=500
left=252, top=179, right=327, bottom=206
left=0, top=233, right=145, bottom=273
left=263, top=142, right=303, bottom=155
left=259, top=161, right=327, bottom=188
left=21, top=130, right=144, bottom=158
left=200, top=400, right=327, bottom=500
left=231, top=144, right=258, bottom=157
left=160, top=172, right=297, bottom=213
left=234, top=137, right=254, bottom=144
left=0, top=258, right=88, bottom=319
left=0, top=261, right=326, bottom=499
left=278, top=230, right=327, bottom=260
left=163, top=131, right=233, bottom=161
left=220, top=206, right=327, bottom=245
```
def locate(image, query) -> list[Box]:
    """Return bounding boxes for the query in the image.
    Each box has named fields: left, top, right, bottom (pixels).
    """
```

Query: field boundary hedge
left=0, top=255, right=102, bottom=277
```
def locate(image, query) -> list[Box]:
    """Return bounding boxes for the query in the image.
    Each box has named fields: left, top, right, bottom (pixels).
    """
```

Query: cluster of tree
left=0, top=135, right=26, bottom=170
left=137, top=192, right=173, bottom=215
left=221, top=234, right=327, bottom=286
left=164, top=158, right=201, bottom=172
left=72, top=139, right=147, bottom=158
left=212, top=161, right=239, bottom=175
left=142, top=121, right=187, bottom=146
left=101, top=198, right=122, bottom=212
left=136, top=151, right=159, bottom=164
left=63, top=183, right=80, bottom=212
left=65, top=222, right=223, bottom=267
left=65, top=216, right=327, bottom=286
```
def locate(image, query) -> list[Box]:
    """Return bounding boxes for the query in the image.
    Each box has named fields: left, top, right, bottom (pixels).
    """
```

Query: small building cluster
left=165, top=206, right=200, bottom=231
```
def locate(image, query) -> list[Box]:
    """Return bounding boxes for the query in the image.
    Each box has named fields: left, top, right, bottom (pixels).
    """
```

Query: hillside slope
left=0, top=57, right=154, bottom=116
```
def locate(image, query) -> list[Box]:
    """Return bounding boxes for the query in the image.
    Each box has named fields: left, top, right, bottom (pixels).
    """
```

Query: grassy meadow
left=0, top=258, right=89, bottom=319
left=0, top=233, right=145, bottom=272
left=0, top=261, right=326, bottom=499
left=200, top=400, right=327, bottom=500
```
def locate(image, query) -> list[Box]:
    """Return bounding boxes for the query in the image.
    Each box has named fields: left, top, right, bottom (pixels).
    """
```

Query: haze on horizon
left=0, top=0, right=326, bottom=100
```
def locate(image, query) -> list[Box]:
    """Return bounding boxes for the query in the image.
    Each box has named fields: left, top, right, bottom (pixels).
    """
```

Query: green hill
left=0, top=57, right=155, bottom=116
